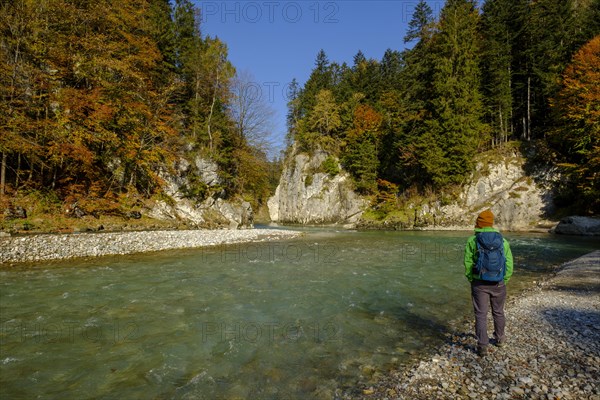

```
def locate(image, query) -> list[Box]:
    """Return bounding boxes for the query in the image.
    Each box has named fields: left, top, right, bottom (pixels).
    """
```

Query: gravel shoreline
left=356, top=250, right=600, bottom=400
left=0, top=228, right=303, bottom=264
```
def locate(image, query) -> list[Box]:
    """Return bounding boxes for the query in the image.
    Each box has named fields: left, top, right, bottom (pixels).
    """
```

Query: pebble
left=511, top=386, right=525, bottom=395
left=349, top=251, right=600, bottom=400
left=0, top=229, right=302, bottom=263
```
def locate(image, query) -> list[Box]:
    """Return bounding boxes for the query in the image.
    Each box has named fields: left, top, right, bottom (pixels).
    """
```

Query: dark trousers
left=471, top=280, right=506, bottom=347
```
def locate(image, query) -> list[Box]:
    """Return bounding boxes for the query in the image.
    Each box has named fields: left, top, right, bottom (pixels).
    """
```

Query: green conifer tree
left=425, top=0, right=486, bottom=187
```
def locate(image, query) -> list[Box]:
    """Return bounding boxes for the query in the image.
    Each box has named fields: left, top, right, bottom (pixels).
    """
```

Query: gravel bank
left=358, top=250, right=600, bottom=400
left=0, top=229, right=302, bottom=264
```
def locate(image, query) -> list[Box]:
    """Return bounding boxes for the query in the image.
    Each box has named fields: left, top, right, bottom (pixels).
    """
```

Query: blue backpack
left=474, top=231, right=506, bottom=282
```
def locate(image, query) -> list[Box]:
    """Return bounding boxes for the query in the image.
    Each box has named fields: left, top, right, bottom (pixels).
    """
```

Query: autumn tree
left=228, top=70, right=276, bottom=203
left=308, top=89, right=342, bottom=136
left=550, top=35, right=600, bottom=212
left=0, top=0, right=266, bottom=215
left=342, top=104, right=382, bottom=193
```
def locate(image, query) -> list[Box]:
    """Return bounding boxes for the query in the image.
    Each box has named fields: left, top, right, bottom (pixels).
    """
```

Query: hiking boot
left=477, top=346, right=488, bottom=357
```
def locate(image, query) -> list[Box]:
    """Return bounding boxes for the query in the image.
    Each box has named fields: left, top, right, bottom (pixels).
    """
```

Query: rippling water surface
left=1, top=229, right=598, bottom=399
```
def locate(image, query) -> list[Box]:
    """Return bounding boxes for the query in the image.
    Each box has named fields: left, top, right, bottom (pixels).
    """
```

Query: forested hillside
left=0, top=0, right=276, bottom=225
left=286, top=0, right=599, bottom=214
left=2, top=0, right=599, bottom=231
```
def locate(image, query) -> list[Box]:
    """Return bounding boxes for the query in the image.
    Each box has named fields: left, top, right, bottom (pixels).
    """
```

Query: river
left=1, top=228, right=598, bottom=399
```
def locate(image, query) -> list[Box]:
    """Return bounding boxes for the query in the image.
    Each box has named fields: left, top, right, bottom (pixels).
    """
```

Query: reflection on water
left=1, top=229, right=597, bottom=399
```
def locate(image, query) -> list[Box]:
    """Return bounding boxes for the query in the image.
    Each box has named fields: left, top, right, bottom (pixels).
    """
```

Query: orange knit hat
left=475, top=209, right=494, bottom=228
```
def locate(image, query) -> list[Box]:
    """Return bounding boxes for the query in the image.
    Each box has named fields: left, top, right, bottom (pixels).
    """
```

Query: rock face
left=442, top=156, right=554, bottom=230
left=554, top=216, right=600, bottom=236
left=268, top=149, right=366, bottom=224
left=268, top=148, right=559, bottom=231
left=148, top=157, right=253, bottom=229
left=431, top=156, right=556, bottom=230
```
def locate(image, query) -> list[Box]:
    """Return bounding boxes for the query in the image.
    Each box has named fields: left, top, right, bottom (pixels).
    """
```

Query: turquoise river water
left=1, top=228, right=598, bottom=399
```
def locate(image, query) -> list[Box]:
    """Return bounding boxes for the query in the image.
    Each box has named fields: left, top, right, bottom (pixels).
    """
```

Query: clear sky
left=195, top=0, right=445, bottom=157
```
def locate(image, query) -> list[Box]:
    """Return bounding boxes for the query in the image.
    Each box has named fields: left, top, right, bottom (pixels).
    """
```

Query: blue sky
left=195, top=1, right=445, bottom=156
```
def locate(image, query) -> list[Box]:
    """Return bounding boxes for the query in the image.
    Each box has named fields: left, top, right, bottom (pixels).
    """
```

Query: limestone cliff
left=427, top=154, right=555, bottom=230
left=268, top=149, right=366, bottom=224
left=271, top=147, right=557, bottom=231
left=363, top=151, right=557, bottom=231
left=148, top=157, right=253, bottom=229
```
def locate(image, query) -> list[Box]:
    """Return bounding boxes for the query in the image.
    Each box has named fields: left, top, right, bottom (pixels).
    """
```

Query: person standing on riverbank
left=464, top=209, right=514, bottom=357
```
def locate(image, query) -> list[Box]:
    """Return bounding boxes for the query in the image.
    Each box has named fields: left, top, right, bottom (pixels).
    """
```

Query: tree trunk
left=527, top=76, right=531, bottom=141
left=1, top=152, right=6, bottom=197
left=207, top=66, right=220, bottom=153
left=499, top=106, right=504, bottom=145
left=15, top=153, right=21, bottom=188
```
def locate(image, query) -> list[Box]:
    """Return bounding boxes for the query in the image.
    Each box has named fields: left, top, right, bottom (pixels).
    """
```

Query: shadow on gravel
left=443, top=331, right=479, bottom=355
left=541, top=307, right=600, bottom=353
left=549, top=283, right=600, bottom=294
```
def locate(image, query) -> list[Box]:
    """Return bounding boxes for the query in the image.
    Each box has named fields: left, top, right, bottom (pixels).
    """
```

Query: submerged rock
left=553, top=216, right=600, bottom=236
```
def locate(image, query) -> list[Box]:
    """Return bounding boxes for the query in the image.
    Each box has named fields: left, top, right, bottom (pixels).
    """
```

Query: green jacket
left=464, top=227, right=513, bottom=284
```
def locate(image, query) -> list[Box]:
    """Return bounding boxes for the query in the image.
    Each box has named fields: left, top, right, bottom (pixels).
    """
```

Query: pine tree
left=379, top=49, right=403, bottom=91
left=582, top=0, right=600, bottom=40
left=401, top=0, right=435, bottom=113
left=424, top=0, right=486, bottom=187
left=387, top=1, right=436, bottom=189
left=347, top=51, right=380, bottom=102
left=480, top=0, right=518, bottom=145
left=285, top=78, right=301, bottom=147
left=148, top=0, right=176, bottom=73
left=298, top=50, right=333, bottom=118
left=528, top=0, right=578, bottom=135
left=404, top=0, right=435, bottom=45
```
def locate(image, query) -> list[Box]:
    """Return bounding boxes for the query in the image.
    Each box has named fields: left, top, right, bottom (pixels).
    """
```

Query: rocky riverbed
left=0, top=228, right=302, bottom=264
left=354, top=250, right=600, bottom=400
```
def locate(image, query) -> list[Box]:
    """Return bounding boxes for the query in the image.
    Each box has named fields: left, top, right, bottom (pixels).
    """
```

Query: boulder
left=4, top=206, right=27, bottom=220
left=65, top=204, right=87, bottom=218
left=127, top=211, right=142, bottom=220
left=553, top=216, right=600, bottom=236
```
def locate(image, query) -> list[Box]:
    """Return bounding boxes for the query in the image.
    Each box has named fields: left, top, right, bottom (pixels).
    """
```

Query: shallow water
left=1, top=229, right=598, bottom=399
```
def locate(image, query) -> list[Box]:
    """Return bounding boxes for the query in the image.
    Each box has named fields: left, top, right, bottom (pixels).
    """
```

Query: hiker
left=464, top=209, right=514, bottom=356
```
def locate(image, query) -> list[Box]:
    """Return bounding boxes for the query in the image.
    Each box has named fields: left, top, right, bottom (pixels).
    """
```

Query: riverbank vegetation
left=286, top=0, right=600, bottom=215
left=0, top=0, right=280, bottom=232
left=1, top=0, right=599, bottom=234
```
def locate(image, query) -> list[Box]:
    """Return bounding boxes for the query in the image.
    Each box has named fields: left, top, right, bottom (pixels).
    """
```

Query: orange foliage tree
left=551, top=35, right=600, bottom=212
